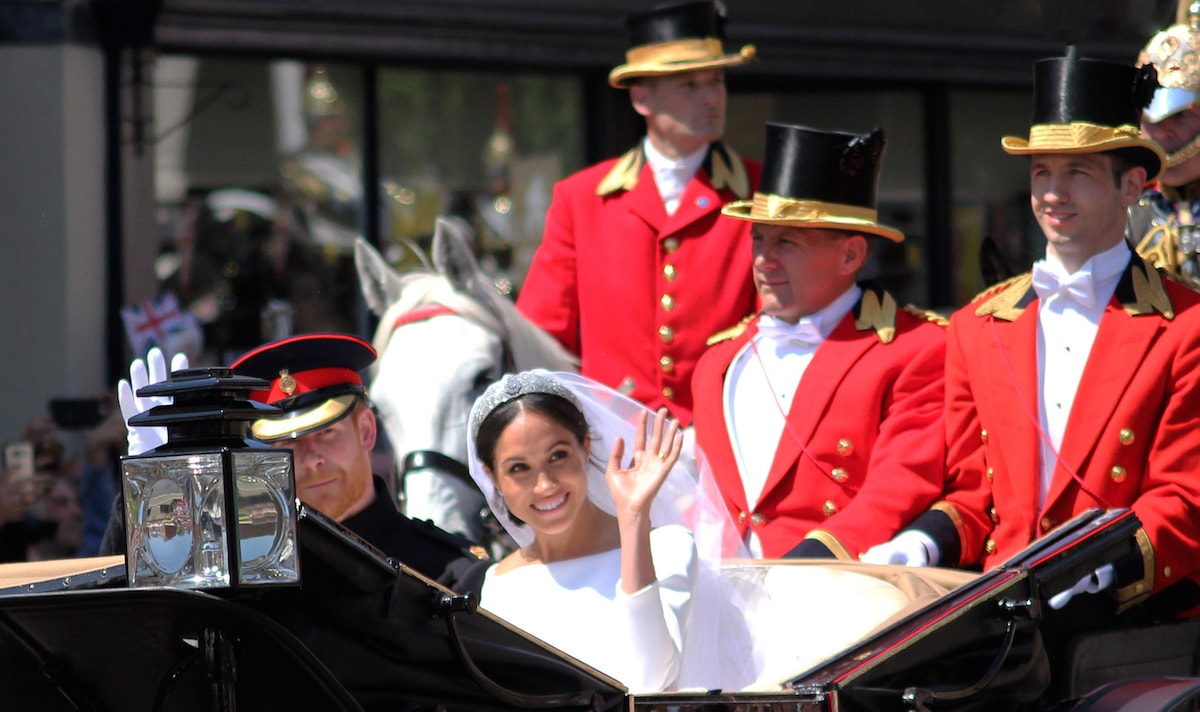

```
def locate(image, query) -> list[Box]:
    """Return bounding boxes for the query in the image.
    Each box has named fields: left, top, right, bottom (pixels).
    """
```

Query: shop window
left=150, top=57, right=584, bottom=363
left=376, top=69, right=584, bottom=295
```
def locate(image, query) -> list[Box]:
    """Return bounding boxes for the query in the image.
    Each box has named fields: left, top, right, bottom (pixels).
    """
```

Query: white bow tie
left=1031, top=262, right=1096, bottom=309
left=757, top=316, right=824, bottom=350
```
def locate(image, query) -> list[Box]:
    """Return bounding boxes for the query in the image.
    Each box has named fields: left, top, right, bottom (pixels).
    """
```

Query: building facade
left=0, top=0, right=1173, bottom=442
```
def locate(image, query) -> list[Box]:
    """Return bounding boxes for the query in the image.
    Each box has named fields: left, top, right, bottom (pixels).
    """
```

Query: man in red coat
left=865, top=52, right=1200, bottom=619
left=516, top=1, right=760, bottom=425
left=690, top=122, right=948, bottom=560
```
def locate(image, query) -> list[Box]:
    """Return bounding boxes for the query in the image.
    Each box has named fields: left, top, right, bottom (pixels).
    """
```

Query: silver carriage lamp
left=121, top=367, right=299, bottom=589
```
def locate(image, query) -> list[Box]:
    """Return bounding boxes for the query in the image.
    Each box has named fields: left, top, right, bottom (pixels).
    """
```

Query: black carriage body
left=0, top=508, right=1196, bottom=712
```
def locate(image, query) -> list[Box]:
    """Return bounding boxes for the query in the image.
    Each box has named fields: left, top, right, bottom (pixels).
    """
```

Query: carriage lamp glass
left=121, top=368, right=299, bottom=589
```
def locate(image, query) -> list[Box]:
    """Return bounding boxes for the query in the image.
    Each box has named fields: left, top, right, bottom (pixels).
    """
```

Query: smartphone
left=48, top=397, right=109, bottom=430
left=4, top=441, right=34, bottom=483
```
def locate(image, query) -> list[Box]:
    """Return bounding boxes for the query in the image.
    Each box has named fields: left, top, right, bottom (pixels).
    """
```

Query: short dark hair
left=474, top=392, right=591, bottom=471
left=1105, top=149, right=1148, bottom=187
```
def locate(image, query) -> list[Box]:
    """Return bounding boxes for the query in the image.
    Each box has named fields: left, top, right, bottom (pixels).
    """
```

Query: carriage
left=3, top=217, right=1196, bottom=710
left=0, top=502, right=1197, bottom=711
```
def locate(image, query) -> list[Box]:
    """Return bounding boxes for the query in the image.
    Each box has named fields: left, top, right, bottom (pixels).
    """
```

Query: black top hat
left=1001, top=51, right=1166, bottom=179
left=231, top=333, right=376, bottom=442
left=608, top=1, right=755, bottom=88
left=722, top=122, right=904, bottom=242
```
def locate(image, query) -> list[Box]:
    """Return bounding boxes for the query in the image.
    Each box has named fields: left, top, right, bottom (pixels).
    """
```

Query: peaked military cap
left=230, top=333, right=376, bottom=442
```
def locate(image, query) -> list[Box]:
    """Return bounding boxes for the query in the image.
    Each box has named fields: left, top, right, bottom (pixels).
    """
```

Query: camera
left=48, top=397, right=109, bottom=430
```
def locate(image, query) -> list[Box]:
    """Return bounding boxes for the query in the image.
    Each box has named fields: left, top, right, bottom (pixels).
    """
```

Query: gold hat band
left=750, top=193, right=879, bottom=223
left=625, top=37, right=726, bottom=66
left=1024, top=121, right=1143, bottom=147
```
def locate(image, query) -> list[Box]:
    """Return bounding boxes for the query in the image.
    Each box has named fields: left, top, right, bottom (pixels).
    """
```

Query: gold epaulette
left=706, top=315, right=753, bottom=345
left=855, top=288, right=897, bottom=344
left=596, top=146, right=644, bottom=196
left=710, top=143, right=751, bottom=199
left=902, top=304, right=949, bottom=329
left=971, top=272, right=1028, bottom=303
left=974, top=273, right=1033, bottom=321
left=1124, top=255, right=1175, bottom=319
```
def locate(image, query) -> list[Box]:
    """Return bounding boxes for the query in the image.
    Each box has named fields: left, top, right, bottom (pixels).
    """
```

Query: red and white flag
left=121, top=293, right=204, bottom=359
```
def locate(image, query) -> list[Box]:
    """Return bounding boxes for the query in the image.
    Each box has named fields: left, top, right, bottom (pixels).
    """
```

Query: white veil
left=466, top=370, right=765, bottom=691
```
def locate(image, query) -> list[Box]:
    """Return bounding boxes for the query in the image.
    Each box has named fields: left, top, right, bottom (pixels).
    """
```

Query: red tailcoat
left=516, top=142, right=761, bottom=425
left=691, top=287, right=948, bottom=559
left=939, top=256, right=1200, bottom=611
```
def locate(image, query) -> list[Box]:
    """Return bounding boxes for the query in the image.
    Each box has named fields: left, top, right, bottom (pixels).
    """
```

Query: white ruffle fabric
left=467, top=370, right=765, bottom=691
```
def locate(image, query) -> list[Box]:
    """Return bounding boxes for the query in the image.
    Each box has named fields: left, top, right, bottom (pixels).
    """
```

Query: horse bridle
left=389, top=302, right=515, bottom=489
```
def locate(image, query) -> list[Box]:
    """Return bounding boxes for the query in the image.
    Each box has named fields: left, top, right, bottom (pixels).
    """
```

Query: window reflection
left=151, top=57, right=584, bottom=363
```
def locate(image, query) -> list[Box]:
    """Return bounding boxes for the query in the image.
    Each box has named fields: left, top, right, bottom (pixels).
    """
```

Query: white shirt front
left=725, top=285, right=862, bottom=556
left=644, top=138, right=708, bottom=215
left=1034, top=240, right=1130, bottom=507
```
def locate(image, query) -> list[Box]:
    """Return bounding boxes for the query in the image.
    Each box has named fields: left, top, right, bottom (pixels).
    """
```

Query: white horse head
left=355, top=216, right=576, bottom=544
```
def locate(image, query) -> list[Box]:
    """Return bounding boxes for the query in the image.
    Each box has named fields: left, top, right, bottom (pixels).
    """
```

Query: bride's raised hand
left=605, top=407, right=683, bottom=519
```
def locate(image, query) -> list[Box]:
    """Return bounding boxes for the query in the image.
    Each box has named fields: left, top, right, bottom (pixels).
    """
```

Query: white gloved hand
left=1047, top=564, right=1115, bottom=610
left=861, top=530, right=940, bottom=567
left=117, top=347, right=189, bottom=456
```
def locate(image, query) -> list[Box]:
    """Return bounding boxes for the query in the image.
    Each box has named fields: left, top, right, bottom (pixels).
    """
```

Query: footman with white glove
left=116, top=347, right=189, bottom=456
left=861, top=529, right=941, bottom=567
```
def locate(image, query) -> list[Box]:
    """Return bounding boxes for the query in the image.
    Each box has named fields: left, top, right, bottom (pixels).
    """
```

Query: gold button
left=659, top=355, right=674, bottom=373
left=989, top=507, right=999, bottom=524
left=830, top=467, right=848, bottom=483
left=1119, top=428, right=1134, bottom=446
left=738, top=511, right=747, bottom=524
left=985, top=539, right=997, bottom=554
left=1111, top=465, right=1127, bottom=483
left=836, top=438, right=853, bottom=456
left=1135, top=583, right=1145, bottom=593
left=986, top=467, right=995, bottom=482
left=749, top=513, right=766, bottom=527
left=663, top=264, right=677, bottom=281
left=662, top=386, right=675, bottom=399
left=660, top=294, right=675, bottom=312
left=1164, top=566, right=1173, bottom=578
left=823, top=500, right=837, bottom=517
left=1040, top=517, right=1053, bottom=532
left=658, top=325, right=675, bottom=343
left=663, top=237, right=680, bottom=253
left=980, top=429, right=989, bottom=444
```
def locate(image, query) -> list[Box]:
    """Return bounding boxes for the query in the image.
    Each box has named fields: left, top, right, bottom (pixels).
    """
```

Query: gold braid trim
left=803, top=529, right=855, bottom=561
left=930, top=501, right=968, bottom=564
left=750, top=194, right=879, bottom=223
left=1115, top=527, right=1155, bottom=614
left=1166, top=132, right=1200, bottom=168
left=1026, top=122, right=1144, bottom=146
left=902, top=304, right=949, bottom=329
left=625, top=38, right=727, bottom=66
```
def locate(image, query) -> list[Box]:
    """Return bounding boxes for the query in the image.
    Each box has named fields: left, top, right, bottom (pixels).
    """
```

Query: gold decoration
left=279, top=370, right=297, bottom=396
left=975, top=273, right=1034, bottom=321
left=710, top=143, right=751, bottom=198
left=855, top=288, right=897, bottom=344
left=1124, top=256, right=1175, bottom=319
left=596, top=146, right=645, bottom=196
